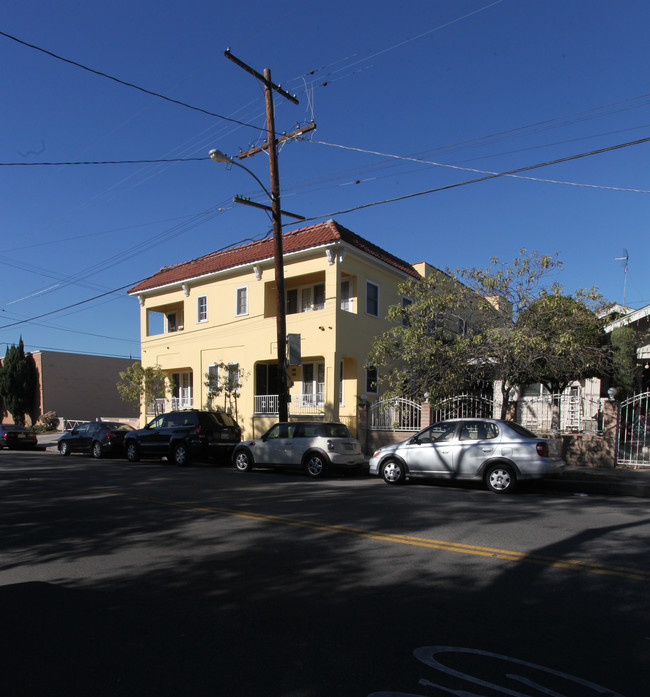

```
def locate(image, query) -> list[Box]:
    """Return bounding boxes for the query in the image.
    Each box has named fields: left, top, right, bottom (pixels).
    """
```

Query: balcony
left=255, top=393, right=325, bottom=417
left=150, top=396, right=194, bottom=415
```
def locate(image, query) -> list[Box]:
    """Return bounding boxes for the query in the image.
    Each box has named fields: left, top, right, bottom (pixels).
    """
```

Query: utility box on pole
left=287, top=333, right=301, bottom=366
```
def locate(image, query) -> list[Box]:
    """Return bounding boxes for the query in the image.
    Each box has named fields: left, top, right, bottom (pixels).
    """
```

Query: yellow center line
left=106, top=492, right=650, bottom=581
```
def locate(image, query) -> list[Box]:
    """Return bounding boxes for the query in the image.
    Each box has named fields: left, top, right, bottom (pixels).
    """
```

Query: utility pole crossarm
left=224, top=48, right=299, bottom=104
left=237, top=122, right=316, bottom=160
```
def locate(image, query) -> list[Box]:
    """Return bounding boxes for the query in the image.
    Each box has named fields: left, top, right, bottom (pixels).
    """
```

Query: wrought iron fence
left=368, top=392, right=606, bottom=436
left=369, top=397, right=421, bottom=431
left=617, top=391, right=650, bottom=468
left=431, top=394, right=495, bottom=422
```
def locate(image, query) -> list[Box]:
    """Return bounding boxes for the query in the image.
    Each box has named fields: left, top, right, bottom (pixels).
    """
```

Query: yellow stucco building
left=128, top=219, right=422, bottom=439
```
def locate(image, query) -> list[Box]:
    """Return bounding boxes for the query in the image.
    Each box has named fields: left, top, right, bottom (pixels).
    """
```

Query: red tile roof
left=128, top=219, right=420, bottom=294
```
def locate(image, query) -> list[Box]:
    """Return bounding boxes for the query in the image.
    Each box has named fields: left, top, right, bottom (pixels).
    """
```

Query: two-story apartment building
left=128, top=220, right=422, bottom=438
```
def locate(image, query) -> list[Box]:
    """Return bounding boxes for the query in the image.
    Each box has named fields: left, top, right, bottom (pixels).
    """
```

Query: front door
left=404, top=421, right=458, bottom=476
left=302, top=363, right=324, bottom=406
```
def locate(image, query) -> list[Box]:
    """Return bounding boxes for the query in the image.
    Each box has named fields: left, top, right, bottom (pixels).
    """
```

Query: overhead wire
left=0, top=29, right=266, bottom=133
left=297, top=134, right=650, bottom=223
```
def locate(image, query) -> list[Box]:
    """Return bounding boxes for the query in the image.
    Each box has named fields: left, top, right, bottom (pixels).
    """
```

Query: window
left=340, top=279, right=353, bottom=312
left=206, top=363, right=219, bottom=396
left=286, top=282, right=326, bottom=314
left=459, top=421, right=499, bottom=441
left=365, top=366, right=378, bottom=394
left=197, top=295, right=208, bottom=323
left=339, top=360, right=344, bottom=406
left=236, top=286, right=248, bottom=316
left=226, top=363, right=240, bottom=393
left=401, top=295, right=413, bottom=326
left=166, top=312, right=177, bottom=333
left=366, top=281, right=379, bottom=317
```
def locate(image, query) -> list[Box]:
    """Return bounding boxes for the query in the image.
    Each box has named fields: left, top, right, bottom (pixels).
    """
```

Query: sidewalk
left=34, top=431, right=650, bottom=498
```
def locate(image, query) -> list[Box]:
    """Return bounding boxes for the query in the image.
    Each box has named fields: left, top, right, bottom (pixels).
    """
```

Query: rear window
left=201, top=412, right=237, bottom=428
left=506, top=422, right=540, bottom=439
left=3, top=425, right=28, bottom=432
left=104, top=422, right=134, bottom=431
left=321, top=423, right=352, bottom=438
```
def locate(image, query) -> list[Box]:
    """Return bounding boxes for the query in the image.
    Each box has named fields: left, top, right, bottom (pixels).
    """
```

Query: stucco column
left=322, top=245, right=343, bottom=422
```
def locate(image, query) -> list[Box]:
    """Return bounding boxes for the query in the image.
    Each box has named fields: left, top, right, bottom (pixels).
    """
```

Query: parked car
left=0, top=424, right=38, bottom=450
left=58, top=421, right=135, bottom=459
left=368, top=418, right=564, bottom=493
left=232, top=421, right=365, bottom=478
left=123, top=409, right=241, bottom=466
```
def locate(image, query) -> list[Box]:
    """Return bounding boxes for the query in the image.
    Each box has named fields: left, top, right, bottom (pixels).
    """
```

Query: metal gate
left=617, top=391, right=650, bottom=468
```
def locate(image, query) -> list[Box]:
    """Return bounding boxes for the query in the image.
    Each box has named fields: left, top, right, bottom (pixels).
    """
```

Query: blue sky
left=2, top=0, right=649, bottom=359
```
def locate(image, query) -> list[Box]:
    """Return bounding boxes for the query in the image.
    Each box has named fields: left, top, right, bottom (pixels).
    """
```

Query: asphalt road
left=2, top=447, right=649, bottom=697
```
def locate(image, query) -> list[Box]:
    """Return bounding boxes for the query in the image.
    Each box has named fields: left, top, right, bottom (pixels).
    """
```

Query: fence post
left=603, top=399, right=618, bottom=468
left=421, top=400, right=431, bottom=429
left=358, top=400, right=369, bottom=455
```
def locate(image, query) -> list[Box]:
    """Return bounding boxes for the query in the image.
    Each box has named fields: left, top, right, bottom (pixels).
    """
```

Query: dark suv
left=123, top=410, right=241, bottom=466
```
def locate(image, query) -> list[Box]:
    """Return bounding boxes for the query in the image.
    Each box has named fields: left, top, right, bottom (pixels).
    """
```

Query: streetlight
left=209, top=148, right=290, bottom=422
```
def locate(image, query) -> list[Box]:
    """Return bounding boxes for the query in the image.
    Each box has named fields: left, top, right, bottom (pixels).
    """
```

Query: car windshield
left=321, top=423, right=352, bottom=438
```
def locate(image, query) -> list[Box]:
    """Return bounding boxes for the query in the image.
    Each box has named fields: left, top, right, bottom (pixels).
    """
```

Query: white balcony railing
left=254, top=393, right=325, bottom=416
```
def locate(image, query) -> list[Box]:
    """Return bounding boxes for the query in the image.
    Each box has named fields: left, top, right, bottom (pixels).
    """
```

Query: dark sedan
left=58, top=421, right=135, bottom=459
left=0, top=424, right=38, bottom=450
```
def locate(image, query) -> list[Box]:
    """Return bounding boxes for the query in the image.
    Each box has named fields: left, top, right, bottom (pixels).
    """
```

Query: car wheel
left=59, top=441, right=70, bottom=456
left=92, top=441, right=103, bottom=459
left=172, top=443, right=190, bottom=467
left=305, top=452, right=327, bottom=478
left=485, top=463, right=516, bottom=494
left=381, top=460, right=406, bottom=484
left=125, top=441, right=140, bottom=463
left=234, top=449, right=253, bottom=472
left=381, top=459, right=405, bottom=484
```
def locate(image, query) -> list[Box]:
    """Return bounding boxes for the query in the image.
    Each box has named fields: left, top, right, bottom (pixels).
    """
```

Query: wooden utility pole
left=224, top=49, right=315, bottom=423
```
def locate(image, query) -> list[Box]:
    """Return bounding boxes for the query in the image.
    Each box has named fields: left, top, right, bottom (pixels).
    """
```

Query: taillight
left=195, top=427, right=206, bottom=437
left=106, top=432, right=116, bottom=440
left=536, top=442, right=549, bottom=457
left=326, top=439, right=335, bottom=451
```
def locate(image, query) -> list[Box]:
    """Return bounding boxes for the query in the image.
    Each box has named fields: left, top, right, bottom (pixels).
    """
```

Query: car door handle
left=482, top=448, right=493, bottom=453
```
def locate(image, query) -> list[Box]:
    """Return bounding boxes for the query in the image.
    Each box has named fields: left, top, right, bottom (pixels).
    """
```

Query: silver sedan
left=368, top=418, right=564, bottom=493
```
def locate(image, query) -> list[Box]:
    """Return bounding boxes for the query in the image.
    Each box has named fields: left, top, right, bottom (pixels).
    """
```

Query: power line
left=0, top=30, right=263, bottom=132
left=0, top=156, right=206, bottom=167
left=306, top=138, right=650, bottom=194
left=300, top=134, right=650, bottom=222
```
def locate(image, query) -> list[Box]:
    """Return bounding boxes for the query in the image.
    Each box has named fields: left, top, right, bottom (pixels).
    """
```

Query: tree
left=204, top=362, right=248, bottom=421
left=610, top=326, right=640, bottom=399
left=116, top=363, right=168, bottom=415
left=368, top=251, right=611, bottom=426
left=0, top=338, right=38, bottom=425
left=517, top=293, right=611, bottom=430
left=368, top=267, right=494, bottom=405
left=368, top=251, right=564, bottom=415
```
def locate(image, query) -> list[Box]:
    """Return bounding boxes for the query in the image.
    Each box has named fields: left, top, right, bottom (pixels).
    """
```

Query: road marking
left=107, top=493, right=650, bottom=581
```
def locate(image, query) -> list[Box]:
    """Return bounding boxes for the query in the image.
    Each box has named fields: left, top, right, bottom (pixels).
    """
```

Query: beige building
left=1, top=350, right=136, bottom=425
left=128, top=220, right=422, bottom=438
